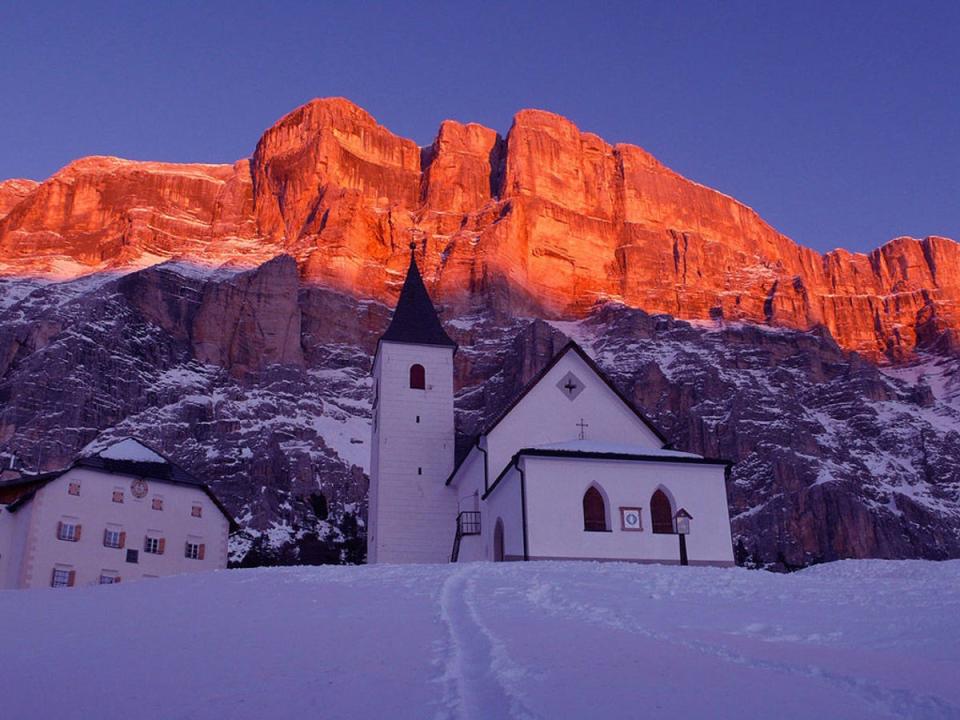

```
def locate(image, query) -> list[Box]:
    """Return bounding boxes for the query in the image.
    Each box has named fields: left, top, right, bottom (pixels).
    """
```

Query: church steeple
left=380, top=243, right=456, bottom=348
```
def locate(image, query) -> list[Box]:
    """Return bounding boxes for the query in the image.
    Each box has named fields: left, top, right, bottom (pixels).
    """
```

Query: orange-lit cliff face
left=1, top=97, right=957, bottom=360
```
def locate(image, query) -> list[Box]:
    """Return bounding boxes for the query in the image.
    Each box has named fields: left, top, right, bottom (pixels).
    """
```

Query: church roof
left=380, top=246, right=456, bottom=348
left=530, top=439, right=702, bottom=459
left=481, top=445, right=730, bottom=500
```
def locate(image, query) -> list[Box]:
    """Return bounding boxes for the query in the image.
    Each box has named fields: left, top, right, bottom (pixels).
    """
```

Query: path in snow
left=2, top=560, right=959, bottom=720
left=436, top=565, right=538, bottom=720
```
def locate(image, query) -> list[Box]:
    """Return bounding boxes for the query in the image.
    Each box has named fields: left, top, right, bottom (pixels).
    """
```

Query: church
left=368, top=246, right=735, bottom=566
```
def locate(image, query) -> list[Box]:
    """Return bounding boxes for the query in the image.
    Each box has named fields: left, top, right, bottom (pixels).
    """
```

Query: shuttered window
left=144, top=536, right=165, bottom=555
left=103, top=528, right=125, bottom=548
left=57, top=521, right=81, bottom=542
left=51, top=568, right=74, bottom=587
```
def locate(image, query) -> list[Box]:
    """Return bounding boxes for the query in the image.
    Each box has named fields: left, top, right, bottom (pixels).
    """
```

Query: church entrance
left=493, top=519, right=505, bottom=562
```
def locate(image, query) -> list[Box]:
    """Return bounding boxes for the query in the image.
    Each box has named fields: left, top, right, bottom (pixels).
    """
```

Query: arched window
left=409, top=364, right=426, bottom=389
left=583, top=486, right=607, bottom=532
left=493, top=519, right=505, bottom=562
left=651, top=488, right=674, bottom=534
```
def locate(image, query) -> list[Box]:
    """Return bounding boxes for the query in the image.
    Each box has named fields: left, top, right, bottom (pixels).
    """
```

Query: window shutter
left=103, top=528, right=109, bottom=546
left=184, top=542, right=189, bottom=558
left=115, top=576, right=121, bottom=583
left=67, top=570, right=76, bottom=587
left=74, top=524, right=82, bottom=541
left=158, top=538, right=165, bottom=555
left=119, top=531, right=126, bottom=549
left=57, top=521, right=63, bottom=539
left=144, top=536, right=149, bottom=551
left=198, top=544, right=205, bottom=560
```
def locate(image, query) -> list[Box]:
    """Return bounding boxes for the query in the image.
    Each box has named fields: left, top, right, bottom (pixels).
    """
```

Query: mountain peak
left=0, top=97, right=956, bottom=361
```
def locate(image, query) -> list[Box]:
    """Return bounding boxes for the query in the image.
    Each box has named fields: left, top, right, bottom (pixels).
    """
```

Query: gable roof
left=446, top=340, right=671, bottom=486
left=1, top=438, right=239, bottom=531
left=481, top=341, right=669, bottom=444
left=379, top=245, right=456, bottom=349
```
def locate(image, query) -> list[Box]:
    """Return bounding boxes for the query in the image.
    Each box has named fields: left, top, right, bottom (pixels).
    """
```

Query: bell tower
left=367, top=243, right=457, bottom=563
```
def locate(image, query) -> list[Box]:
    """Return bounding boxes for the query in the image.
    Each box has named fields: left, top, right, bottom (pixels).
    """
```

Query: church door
left=651, top=489, right=674, bottom=534
left=493, top=519, right=505, bottom=562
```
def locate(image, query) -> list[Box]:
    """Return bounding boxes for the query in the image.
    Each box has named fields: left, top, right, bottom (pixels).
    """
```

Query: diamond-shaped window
left=556, top=371, right=585, bottom=401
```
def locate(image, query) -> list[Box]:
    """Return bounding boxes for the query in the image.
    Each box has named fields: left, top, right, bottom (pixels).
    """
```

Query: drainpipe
left=517, top=457, right=529, bottom=562
left=475, top=438, right=489, bottom=495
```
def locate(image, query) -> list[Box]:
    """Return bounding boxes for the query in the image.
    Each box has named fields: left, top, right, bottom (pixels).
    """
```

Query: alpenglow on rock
left=1, top=97, right=958, bottom=360
left=0, top=98, right=958, bottom=569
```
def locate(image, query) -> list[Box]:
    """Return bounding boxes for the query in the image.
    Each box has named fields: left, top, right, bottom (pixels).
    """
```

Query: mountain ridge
left=1, top=97, right=957, bottom=361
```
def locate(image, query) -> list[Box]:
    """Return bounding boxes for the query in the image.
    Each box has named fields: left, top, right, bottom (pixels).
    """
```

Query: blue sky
left=1, top=1, right=957, bottom=252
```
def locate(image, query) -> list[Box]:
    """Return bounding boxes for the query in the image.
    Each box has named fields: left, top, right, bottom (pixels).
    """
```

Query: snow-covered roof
left=96, top=438, right=168, bottom=464
left=529, top=439, right=704, bottom=460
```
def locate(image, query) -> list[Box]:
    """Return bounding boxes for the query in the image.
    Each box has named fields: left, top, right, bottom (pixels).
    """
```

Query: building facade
left=0, top=438, right=235, bottom=589
left=368, top=248, right=736, bottom=567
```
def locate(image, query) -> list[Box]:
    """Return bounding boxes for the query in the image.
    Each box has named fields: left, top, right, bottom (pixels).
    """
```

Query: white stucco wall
left=521, top=455, right=734, bottom=565
left=368, top=341, right=457, bottom=563
left=3, top=468, right=229, bottom=589
left=0, top=500, right=33, bottom=588
left=484, top=349, right=663, bottom=482
left=482, top=466, right=526, bottom=561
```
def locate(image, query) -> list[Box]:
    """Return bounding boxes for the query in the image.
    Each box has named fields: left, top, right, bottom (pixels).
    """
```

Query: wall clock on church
left=620, top=507, right=643, bottom=531
left=130, top=478, right=149, bottom=499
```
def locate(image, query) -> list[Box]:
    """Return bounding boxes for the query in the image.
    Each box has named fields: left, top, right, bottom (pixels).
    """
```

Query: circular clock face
left=131, top=479, right=149, bottom=499
left=624, top=512, right=640, bottom=527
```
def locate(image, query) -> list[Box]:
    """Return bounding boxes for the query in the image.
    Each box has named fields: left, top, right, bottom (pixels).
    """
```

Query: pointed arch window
left=409, top=364, right=426, bottom=390
left=651, top=488, right=674, bottom=534
left=583, top=486, right=608, bottom=532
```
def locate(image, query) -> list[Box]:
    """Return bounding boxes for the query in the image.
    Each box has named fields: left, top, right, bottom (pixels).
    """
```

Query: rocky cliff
left=1, top=97, right=958, bottom=360
left=0, top=261, right=957, bottom=567
left=1, top=98, right=958, bottom=568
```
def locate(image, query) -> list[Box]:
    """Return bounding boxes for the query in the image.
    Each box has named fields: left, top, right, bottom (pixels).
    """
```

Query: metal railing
left=450, top=511, right=482, bottom=562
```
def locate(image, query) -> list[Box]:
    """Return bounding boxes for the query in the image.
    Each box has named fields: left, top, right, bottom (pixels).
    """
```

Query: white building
left=0, top=438, right=235, bottom=589
left=368, top=247, right=735, bottom=566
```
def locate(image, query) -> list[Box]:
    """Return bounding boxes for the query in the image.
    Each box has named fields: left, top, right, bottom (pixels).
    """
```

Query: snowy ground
left=3, top=561, right=959, bottom=720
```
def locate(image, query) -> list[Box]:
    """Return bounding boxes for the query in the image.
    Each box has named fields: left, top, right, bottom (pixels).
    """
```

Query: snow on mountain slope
left=2, top=256, right=959, bottom=568
left=2, top=561, right=957, bottom=720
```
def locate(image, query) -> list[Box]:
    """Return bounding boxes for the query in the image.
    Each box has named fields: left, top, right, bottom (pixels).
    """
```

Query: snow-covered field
left=3, top=561, right=959, bottom=719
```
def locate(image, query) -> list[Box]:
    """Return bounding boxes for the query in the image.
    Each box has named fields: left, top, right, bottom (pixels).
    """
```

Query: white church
left=368, top=247, right=735, bottom=566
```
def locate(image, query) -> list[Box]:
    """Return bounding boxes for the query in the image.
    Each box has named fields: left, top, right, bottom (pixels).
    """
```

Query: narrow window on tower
left=418, top=467, right=422, bottom=476
left=409, top=364, right=426, bottom=390
left=416, top=415, right=420, bottom=423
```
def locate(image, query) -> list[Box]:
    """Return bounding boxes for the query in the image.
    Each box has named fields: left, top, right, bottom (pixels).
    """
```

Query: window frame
left=51, top=567, right=73, bottom=588
left=409, top=363, right=426, bottom=390
left=103, top=527, right=124, bottom=549
left=582, top=486, right=610, bottom=532
left=57, top=520, right=81, bottom=542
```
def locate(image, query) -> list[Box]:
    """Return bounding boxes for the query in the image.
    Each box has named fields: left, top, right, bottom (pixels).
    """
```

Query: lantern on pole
left=674, top=508, right=693, bottom=565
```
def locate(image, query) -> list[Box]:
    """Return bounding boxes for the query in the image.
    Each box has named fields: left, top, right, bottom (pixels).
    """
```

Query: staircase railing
left=450, top=511, right=481, bottom=562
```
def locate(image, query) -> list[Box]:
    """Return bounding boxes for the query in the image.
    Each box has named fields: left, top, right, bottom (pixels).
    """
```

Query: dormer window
left=409, top=364, right=426, bottom=390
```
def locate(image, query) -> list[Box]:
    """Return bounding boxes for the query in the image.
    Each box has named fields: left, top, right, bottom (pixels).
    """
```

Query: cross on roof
left=577, top=418, right=589, bottom=440
left=564, top=379, right=578, bottom=394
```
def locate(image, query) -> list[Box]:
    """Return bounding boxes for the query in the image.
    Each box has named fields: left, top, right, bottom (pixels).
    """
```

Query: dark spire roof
left=380, top=244, right=456, bottom=348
